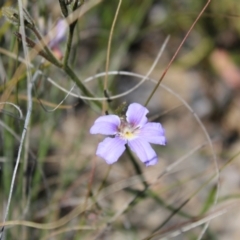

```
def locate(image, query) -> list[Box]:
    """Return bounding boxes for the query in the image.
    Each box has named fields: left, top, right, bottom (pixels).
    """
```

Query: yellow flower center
left=123, top=128, right=134, bottom=139
left=119, top=123, right=139, bottom=140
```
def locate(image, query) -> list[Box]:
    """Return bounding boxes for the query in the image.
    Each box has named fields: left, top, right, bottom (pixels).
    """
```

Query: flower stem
left=63, top=0, right=84, bottom=67
left=126, top=146, right=148, bottom=188
left=31, top=27, right=62, bottom=68
left=63, top=65, right=101, bottom=109
left=63, top=21, right=77, bottom=68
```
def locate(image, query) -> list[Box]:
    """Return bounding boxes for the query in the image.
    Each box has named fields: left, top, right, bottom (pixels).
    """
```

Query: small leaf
left=200, top=184, right=217, bottom=215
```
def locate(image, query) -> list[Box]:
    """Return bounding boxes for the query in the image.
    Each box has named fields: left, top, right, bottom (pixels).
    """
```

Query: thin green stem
left=63, top=0, right=83, bottom=67
left=63, top=65, right=101, bottom=109
left=63, top=21, right=77, bottom=67
left=144, top=0, right=211, bottom=107
left=125, top=188, right=192, bottom=219
left=31, top=27, right=62, bottom=68
left=126, top=147, right=147, bottom=188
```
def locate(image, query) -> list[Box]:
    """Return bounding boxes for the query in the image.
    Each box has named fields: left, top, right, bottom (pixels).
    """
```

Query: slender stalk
left=31, top=27, right=62, bottom=68
left=144, top=0, right=212, bottom=107
left=103, top=0, right=122, bottom=113
left=22, top=8, right=59, bottom=66
left=63, top=0, right=83, bottom=67
left=0, top=2, right=35, bottom=239
left=63, top=21, right=77, bottom=67
left=63, top=65, right=101, bottom=109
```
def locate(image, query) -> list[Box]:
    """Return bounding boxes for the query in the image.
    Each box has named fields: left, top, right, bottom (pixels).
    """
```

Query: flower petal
left=139, top=122, right=166, bottom=145
left=90, top=115, right=120, bottom=135
left=128, top=138, right=158, bottom=166
left=126, top=103, right=149, bottom=127
left=49, top=19, right=68, bottom=47
left=96, top=137, right=126, bottom=164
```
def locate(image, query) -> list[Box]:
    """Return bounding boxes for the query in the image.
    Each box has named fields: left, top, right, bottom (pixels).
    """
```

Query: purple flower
left=90, top=103, right=166, bottom=166
left=49, top=19, right=68, bottom=48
